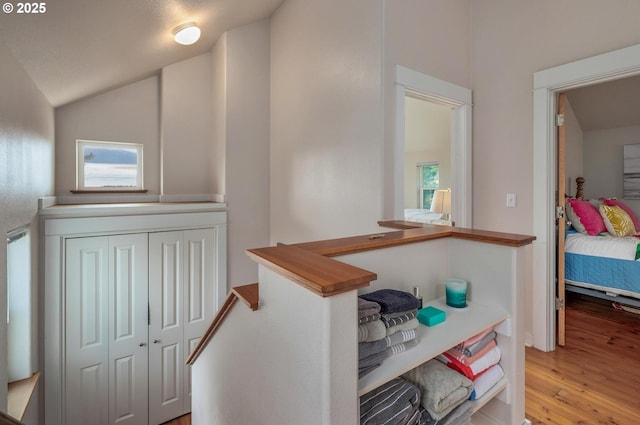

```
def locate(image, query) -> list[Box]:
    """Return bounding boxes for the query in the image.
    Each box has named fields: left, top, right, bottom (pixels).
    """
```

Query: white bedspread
left=565, top=233, right=639, bottom=261
left=404, top=209, right=451, bottom=225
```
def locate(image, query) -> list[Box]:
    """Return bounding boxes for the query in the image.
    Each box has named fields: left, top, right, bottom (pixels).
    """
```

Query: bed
left=403, top=209, right=451, bottom=225
left=563, top=178, right=640, bottom=307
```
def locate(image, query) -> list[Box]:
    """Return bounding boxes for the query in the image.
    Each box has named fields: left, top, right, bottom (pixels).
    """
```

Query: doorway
left=532, top=43, right=640, bottom=351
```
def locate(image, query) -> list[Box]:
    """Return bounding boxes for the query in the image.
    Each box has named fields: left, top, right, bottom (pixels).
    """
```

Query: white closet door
left=108, top=234, right=149, bottom=425
left=182, top=228, right=215, bottom=406
left=148, top=231, right=184, bottom=425
left=149, top=228, right=217, bottom=423
left=66, top=237, right=110, bottom=425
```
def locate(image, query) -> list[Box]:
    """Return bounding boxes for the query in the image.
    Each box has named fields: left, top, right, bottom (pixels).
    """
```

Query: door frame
left=532, top=43, right=640, bottom=351
left=394, top=65, right=473, bottom=227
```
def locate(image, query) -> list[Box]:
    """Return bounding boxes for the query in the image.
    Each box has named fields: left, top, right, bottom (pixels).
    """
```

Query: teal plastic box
left=417, top=306, right=446, bottom=327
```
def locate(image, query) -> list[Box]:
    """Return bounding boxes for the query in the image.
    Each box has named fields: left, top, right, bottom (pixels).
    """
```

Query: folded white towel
left=471, top=364, right=504, bottom=400
left=470, top=345, right=501, bottom=375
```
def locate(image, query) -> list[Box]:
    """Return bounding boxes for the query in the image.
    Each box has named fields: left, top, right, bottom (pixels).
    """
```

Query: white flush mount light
left=173, top=22, right=201, bottom=45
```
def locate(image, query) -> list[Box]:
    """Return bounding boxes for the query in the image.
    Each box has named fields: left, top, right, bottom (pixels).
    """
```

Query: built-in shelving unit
left=358, top=297, right=509, bottom=396
left=190, top=224, right=534, bottom=425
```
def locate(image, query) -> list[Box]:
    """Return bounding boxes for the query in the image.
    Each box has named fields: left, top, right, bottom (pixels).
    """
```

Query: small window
left=7, top=227, right=32, bottom=383
left=76, top=140, right=144, bottom=191
left=418, top=162, right=439, bottom=209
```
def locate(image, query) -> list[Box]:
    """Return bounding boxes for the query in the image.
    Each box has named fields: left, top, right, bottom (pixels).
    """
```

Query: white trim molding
left=532, top=43, right=640, bottom=351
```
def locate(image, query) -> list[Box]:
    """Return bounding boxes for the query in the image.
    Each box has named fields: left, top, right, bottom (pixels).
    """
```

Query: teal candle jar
left=445, top=278, right=467, bottom=308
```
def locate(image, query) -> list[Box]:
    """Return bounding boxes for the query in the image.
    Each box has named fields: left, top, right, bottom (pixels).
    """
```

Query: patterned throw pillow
left=599, top=204, right=637, bottom=237
left=602, top=198, right=640, bottom=230
left=566, top=198, right=607, bottom=235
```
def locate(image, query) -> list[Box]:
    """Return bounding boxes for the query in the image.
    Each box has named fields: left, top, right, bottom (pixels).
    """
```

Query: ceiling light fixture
left=173, top=22, right=201, bottom=45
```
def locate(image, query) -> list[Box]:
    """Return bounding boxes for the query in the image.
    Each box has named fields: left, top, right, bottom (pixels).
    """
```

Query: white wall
left=0, top=40, right=54, bottom=418
left=564, top=97, right=584, bottom=198
left=382, top=0, right=471, bottom=219
left=162, top=54, right=214, bottom=199
left=211, top=34, right=227, bottom=199
left=219, top=20, right=271, bottom=287
left=270, top=0, right=384, bottom=244
left=471, top=0, right=640, bottom=345
left=583, top=125, right=640, bottom=214
left=55, top=53, right=218, bottom=202
left=55, top=76, right=160, bottom=197
left=471, top=0, right=640, bottom=233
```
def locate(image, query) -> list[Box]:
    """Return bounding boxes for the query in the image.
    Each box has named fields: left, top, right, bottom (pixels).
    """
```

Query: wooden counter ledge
left=247, top=244, right=377, bottom=297
left=247, top=224, right=535, bottom=298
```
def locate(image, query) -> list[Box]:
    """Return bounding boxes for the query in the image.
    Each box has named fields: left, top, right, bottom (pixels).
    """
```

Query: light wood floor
left=160, top=414, right=191, bottom=425
left=525, top=292, right=640, bottom=424
left=162, top=293, right=640, bottom=425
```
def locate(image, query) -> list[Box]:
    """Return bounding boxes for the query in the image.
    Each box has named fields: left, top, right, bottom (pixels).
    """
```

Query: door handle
left=139, top=342, right=147, bottom=347
left=153, top=339, right=161, bottom=344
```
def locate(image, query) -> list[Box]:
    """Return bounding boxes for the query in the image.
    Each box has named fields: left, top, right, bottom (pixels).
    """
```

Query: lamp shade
left=173, top=22, right=201, bottom=45
left=430, top=189, right=451, bottom=215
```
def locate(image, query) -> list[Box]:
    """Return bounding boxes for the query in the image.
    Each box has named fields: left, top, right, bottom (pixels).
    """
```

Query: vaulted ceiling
left=566, top=74, right=640, bottom=131
left=0, top=0, right=285, bottom=107
left=2, top=0, right=640, bottom=129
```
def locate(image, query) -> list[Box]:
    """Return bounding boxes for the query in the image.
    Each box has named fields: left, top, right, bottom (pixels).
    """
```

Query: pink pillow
left=602, top=198, right=640, bottom=230
left=566, top=198, right=607, bottom=235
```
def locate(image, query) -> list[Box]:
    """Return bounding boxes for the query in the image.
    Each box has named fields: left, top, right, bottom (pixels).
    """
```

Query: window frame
left=76, top=140, right=144, bottom=192
left=417, top=161, right=440, bottom=209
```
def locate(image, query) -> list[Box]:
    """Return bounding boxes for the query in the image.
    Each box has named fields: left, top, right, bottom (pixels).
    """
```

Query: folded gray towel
left=359, top=313, right=381, bottom=325
left=359, top=339, right=387, bottom=361
left=462, top=331, right=496, bottom=357
left=440, top=400, right=473, bottom=425
left=360, top=289, right=420, bottom=314
left=359, top=377, right=421, bottom=425
left=385, top=339, right=419, bottom=357
left=382, top=310, right=418, bottom=328
left=402, top=359, right=473, bottom=420
left=385, top=329, right=416, bottom=347
left=359, top=320, right=387, bottom=342
left=359, top=297, right=382, bottom=319
left=386, top=318, right=419, bottom=336
left=359, top=353, right=385, bottom=378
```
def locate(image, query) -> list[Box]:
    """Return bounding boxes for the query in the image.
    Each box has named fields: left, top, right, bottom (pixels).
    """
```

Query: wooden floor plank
left=525, top=293, right=640, bottom=425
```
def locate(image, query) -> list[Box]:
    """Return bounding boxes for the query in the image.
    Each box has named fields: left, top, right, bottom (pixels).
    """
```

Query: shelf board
left=357, top=298, right=509, bottom=396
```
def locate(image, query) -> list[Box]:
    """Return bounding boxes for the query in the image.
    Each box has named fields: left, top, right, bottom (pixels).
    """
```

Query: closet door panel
left=108, top=234, right=149, bottom=425
left=149, top=231, right=184, bottom=424
left=182, top=228, right=216, bottom=405
left=65, top=237, right=110, bottom=425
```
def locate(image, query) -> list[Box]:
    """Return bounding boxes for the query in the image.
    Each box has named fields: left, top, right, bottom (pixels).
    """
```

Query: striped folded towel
left=360, top=289, right=420, bottom=314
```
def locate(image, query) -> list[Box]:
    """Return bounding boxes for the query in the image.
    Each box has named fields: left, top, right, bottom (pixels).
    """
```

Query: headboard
left=575, top=177, right=585, bottom=200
